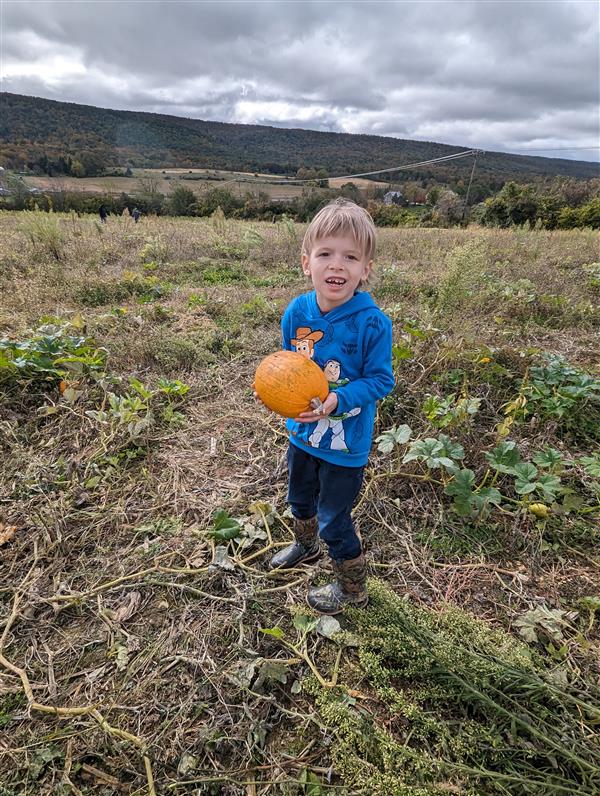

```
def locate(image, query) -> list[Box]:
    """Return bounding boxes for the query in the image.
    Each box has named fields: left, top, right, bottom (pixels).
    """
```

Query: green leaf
left=535, top=474, right=563, bottom=501
left=300, top=769, right=323, bottom=796
left=260, top=626, right=285, bottom=639
left=580, top=455, right=600, bottom=478
left=513, top=462, right=538, bottom=495
left=128, top=377, right=153, bottom=399
left=293, top=614, right=319, bottom=634
left=254, top=660, right=288, bottom=687
left=532, top=447, right=566, bottom=470
left=392, top=342, right=413, bottom=361
left=485, top=440, right=521, bottom=473
left=437, top=433, right=465, bottom=461
left=444, top=468, right=476, bottom=498
left=478, top=486, right=503, bottom=506
left=210, top=509, right=242, bottom=541
left=316, top=615, right=341, bottom=639
left=376, top=424, right=413, bottom=453
left=514, top=606, right=568, bottom=644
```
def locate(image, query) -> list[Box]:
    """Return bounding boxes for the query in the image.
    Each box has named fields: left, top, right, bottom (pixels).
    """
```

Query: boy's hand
left=252, top=383, right=267, bottom=409
left=294, top=392, right=338, bottom=423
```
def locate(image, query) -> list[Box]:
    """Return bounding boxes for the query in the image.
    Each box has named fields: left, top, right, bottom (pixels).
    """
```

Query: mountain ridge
left=1, top=92, right=598, bottom=183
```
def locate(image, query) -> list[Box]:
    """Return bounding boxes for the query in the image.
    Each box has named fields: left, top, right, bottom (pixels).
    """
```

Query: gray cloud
left=2, top=0, right=598, bottom=161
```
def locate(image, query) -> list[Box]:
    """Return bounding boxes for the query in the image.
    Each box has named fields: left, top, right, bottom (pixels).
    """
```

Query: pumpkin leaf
left=513, top=462, right=538, bottom=495
left=375, top=424, right=412, bottom=453
left=208, top=509, right=241, bottom=541
left=514, top=606, right=568, bottom=644
left=535, top=474, right=563, bottom=501
left=532, top=447, right=567, bottom=470
left=485, top=440, right=521, bottom=474
left=580, top=455, right=600, bottom=478
left=293, top=614, right=319, bottom=634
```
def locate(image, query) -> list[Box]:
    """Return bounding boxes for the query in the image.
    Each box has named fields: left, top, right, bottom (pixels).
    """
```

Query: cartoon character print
left=308, top=359, right=361, bottom=452
left=290, top=324, right=362, bottom=454
left=290, top=326, right=324, bottom=359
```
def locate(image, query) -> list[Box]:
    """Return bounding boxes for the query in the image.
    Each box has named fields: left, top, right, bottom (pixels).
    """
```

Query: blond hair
left=302, top=198, right=376, bottom=261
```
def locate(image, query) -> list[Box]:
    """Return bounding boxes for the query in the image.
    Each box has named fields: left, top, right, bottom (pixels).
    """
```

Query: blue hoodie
left=282, top=290, right=395, bottom=467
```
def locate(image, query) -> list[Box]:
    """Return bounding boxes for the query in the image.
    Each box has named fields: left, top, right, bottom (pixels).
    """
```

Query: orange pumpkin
left=254, top=350, right=329, bottom=418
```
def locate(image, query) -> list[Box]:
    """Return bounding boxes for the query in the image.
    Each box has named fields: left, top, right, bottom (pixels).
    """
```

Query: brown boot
left=306, top=552, right=368, bottom=615
left=269, top=516, right=321, bottom=570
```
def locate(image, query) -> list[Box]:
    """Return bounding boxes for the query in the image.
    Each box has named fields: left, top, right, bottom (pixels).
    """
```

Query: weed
left=239, top=295, right=279, bottom=326
left=201, top=261, right=247, bottom=285
left=313, top=580, right=600, bottom=795
left=139, top=235, right=169, bottom=264
left=435, top=240, right=487, bottom=317
left=18, top=209, right=64, bottom=260
left=147, top=332, right=209, bottom=371
left=75, top=274, right=173, bottom=306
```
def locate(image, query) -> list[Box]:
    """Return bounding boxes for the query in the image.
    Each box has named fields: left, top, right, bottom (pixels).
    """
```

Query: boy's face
left=302, top=234, right=372, bottom=312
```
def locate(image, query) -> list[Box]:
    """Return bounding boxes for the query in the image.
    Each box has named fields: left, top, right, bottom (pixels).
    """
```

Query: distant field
left=23, top=168, right=388, bottom=200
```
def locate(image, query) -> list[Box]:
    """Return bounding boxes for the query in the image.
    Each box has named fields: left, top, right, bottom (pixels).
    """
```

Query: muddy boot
left=306, top=552, right=368, bottom=615
left=269, top=516, right=321, bottom=570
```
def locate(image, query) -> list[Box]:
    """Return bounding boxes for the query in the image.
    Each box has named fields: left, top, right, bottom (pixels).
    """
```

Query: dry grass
left=0, top=212, right=599, bottom=794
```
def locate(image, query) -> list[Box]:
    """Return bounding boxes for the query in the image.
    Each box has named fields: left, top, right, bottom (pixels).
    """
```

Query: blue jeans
left=286, top=443, right=364, bottom=562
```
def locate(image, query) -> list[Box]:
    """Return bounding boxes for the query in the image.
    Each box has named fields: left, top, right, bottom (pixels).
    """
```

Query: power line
left=233, top=149, right=481, bottom=186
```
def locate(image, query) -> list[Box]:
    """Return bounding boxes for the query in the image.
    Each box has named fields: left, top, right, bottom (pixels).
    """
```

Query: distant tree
left=339, top=182, right=362, bottom=202
left=167, top=184, right=197, bottom=216
left=433, top=189, right=464, bottom=225
left=196, top=187, right=241, bottom=216
left=79, top=151, right=107, bottom=177
left=426, top=186, right=441, bottom=207
left=70, top=159, right=85, bottom=177
left=136, top=175, right=164, bottom=214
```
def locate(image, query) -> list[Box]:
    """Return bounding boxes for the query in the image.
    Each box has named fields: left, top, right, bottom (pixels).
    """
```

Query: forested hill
left=1, top=92, right=598, bottom=184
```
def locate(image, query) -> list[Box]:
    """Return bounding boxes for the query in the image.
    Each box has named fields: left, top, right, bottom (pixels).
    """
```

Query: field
left=1, top=210, right=599, bottom=795
left=22, top=170, right=389, bottom=202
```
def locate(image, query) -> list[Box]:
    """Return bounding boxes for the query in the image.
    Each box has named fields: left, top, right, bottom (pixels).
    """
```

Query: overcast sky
left=1, top=0, right=599, bottom=162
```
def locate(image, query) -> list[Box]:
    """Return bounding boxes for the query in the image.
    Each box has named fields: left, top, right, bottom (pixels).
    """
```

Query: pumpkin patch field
left=1, top=210, right=599, bottom=795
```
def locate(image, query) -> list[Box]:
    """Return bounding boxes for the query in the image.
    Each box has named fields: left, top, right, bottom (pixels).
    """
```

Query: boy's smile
left=302, top=234, right=372, bottom=312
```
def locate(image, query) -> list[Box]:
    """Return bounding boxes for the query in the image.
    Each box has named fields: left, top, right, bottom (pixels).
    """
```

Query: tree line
left=1, top=175, right=598, bottom=229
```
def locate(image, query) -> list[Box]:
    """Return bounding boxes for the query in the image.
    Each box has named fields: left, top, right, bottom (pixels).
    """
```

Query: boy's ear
left=301, top=253, right=311, bottom=276
left=362, top=260, right=373, bottom=281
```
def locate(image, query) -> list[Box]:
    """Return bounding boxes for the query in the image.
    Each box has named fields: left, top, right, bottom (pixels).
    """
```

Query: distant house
left=383, top=190, right=404, bottom=206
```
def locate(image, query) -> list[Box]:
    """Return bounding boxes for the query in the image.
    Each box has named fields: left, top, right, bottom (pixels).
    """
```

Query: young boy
left=269, top=198, right=395, bottom=615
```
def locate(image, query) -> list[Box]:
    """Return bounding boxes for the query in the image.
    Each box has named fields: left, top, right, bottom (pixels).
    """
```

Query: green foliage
left=139, top=235, right=169, bottom=264
left=376, top=424, right=412, bottom=454
left=444, top=469, right=502, bottom=518
left=239, top=295, right=279, bottom=326
left=76, top=273, right=173, bottom=306
left=166, top=184, right=197, bottom=216
left=402, top=434, right=464, bottom=472
left=201, top=261, right=247, bottom=285
left=86, top=376, right=189, bottom=438
left=208, top=510, right=242, bottom=541
left=422, top=393, right=481, bottom=428
left=522, top=355, right=600, bottom=439
left=435, top=240, right=487, bottom=316
left=0, top=318, right=106, bottom=388
left=313, top=579, right=600, bottom=795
